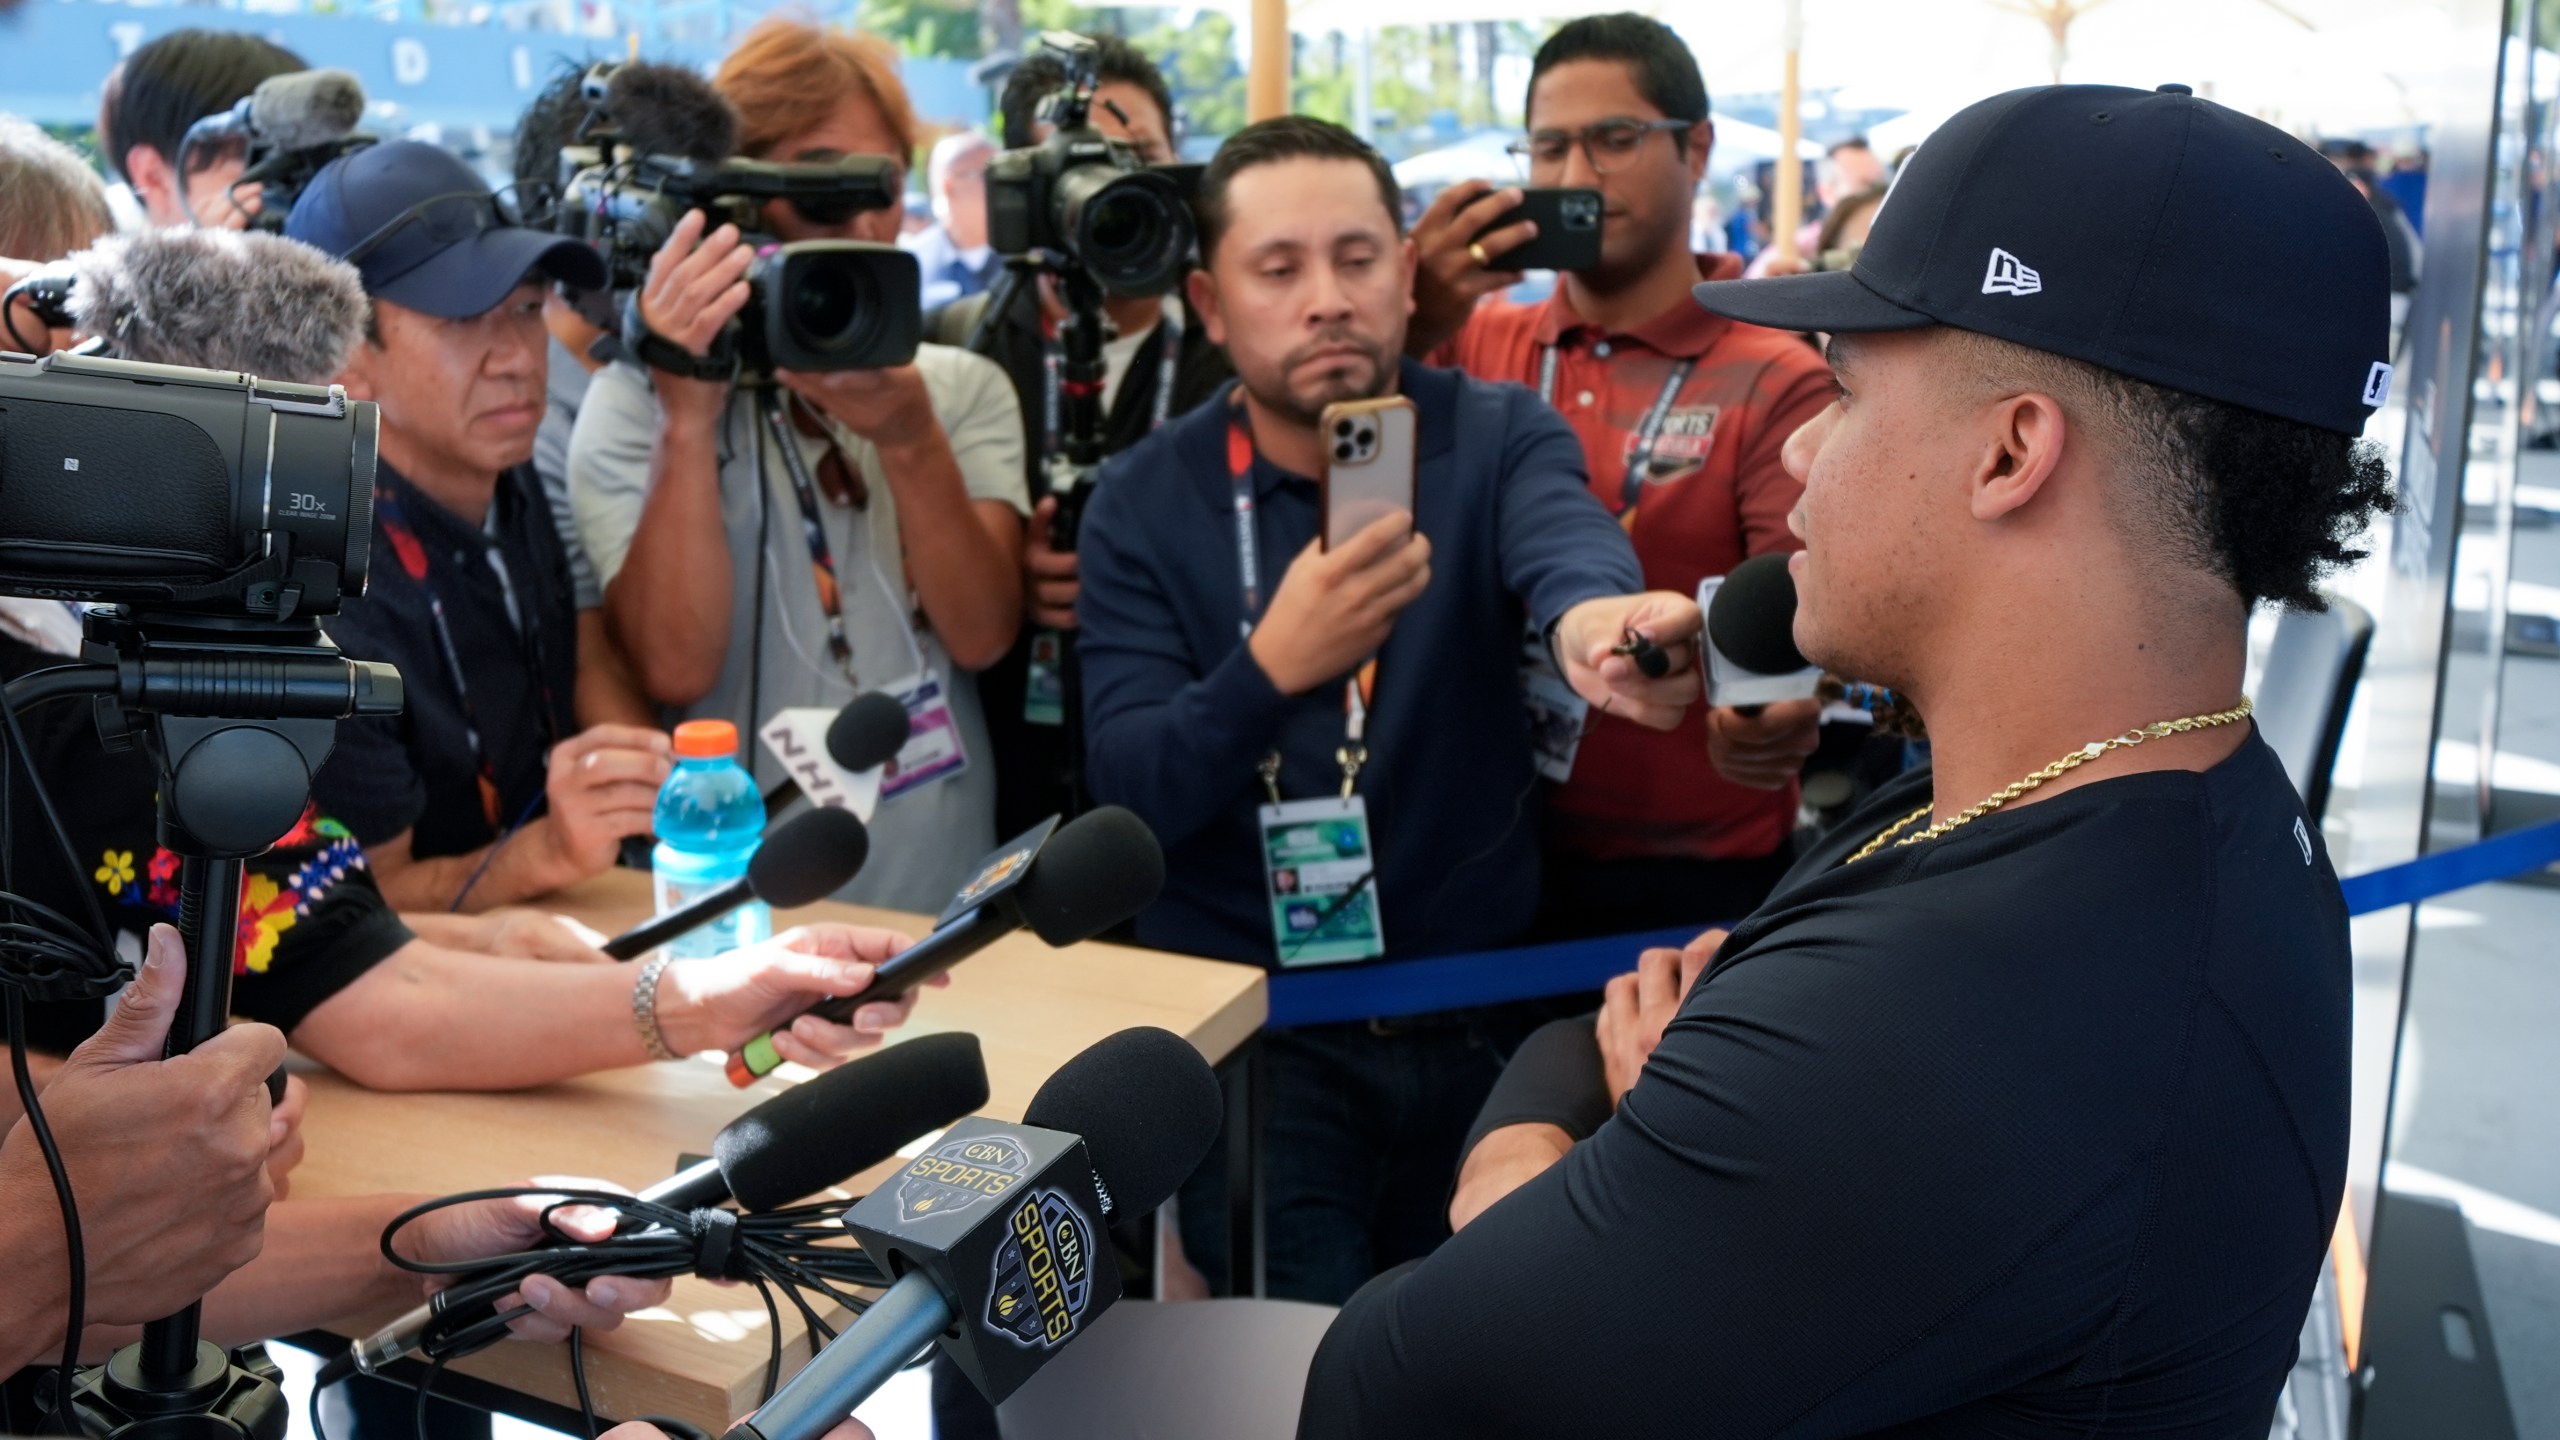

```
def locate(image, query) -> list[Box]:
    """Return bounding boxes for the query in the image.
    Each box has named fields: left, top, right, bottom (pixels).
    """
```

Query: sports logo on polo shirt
left=893, top=1133, right=1033, bottom=1223
left=1629, top=405, right=1721, bottom=488
left=984, top=1187, right=1096, bottom=1349
left=1981, top=247, right=2043, bottom=297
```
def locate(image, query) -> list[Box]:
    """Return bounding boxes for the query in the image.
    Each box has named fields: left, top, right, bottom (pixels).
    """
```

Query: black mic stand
left=9, top=608, right=401, bottom=1440
left=970, top=256, right=1110, bottom=816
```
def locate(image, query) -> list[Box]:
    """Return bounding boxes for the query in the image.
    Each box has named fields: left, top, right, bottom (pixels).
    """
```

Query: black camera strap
left=621, top=293, right=741, bottom=384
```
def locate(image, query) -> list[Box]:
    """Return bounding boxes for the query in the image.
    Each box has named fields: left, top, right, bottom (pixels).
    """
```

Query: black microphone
left=1703, top=552, right=1821, bottom=713
left=603, top=805, right=871, bottom=961
left=724, top=1026, right=1223, bottom=1430
left=724, top=807, right=1165, bottom=1087
left=321, top=1031, right=992, bottom=1387
left=761, top=691, right=913, bottom=821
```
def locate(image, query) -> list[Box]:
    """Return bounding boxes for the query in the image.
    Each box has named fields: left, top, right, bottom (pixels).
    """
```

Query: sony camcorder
left=987, top=32, right=1199, bottom=298
left=555, top=65, right=921, bottom=374
left=0, top=351, right=378, bottom=621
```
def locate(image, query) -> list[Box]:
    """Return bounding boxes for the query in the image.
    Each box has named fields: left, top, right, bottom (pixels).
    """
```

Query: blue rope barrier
left=1262, top=817, right=2560, bottom=1031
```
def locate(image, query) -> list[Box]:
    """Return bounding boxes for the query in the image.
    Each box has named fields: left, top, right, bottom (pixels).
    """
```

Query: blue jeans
left=1180, top=1012, right=1540, bottom=1306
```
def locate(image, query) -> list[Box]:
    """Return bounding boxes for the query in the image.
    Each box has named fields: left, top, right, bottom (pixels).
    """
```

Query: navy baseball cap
left=1694, top=84, right=2393, bottom=435
left=285, top=139, right=606, bottom=319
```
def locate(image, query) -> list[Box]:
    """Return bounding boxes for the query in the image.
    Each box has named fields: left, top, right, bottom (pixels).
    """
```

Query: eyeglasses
left=1506, top=118, right=1694, bottom=176
left=341, top=190, right=512, bottom=269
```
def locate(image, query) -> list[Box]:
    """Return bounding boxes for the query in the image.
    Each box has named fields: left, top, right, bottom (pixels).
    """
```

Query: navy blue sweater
left=1076, top=359, right=1642, bottom=967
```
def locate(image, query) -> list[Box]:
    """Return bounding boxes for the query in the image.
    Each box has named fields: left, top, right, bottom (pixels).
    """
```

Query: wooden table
left=289, top=870, right=1266, bottom=1429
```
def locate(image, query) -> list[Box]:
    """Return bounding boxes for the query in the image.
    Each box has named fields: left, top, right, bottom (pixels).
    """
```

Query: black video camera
left=986, top=32, right=1196, bottom=298
left=557, top=72, right=921, bottom=374
left=0, top=352, right=378, bottom=621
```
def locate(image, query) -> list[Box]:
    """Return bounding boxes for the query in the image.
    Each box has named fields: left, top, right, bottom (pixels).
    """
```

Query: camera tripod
left=970, top=257, right=1113, bottom=813
left=5, top=608, right=400, bottom=1440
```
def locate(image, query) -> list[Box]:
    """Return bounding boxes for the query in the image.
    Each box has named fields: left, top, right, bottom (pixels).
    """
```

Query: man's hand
left=1407, top=179, right=1539, bottom=356
left=0, top=925, right=282, bottom=1326
left=1596, top=928, right=1724, bottom=1106
left=1706, top=698, right=1823, bottom=790
left=391, top=1178, right=674, bottom=1343
left=1555, top=592, right=1704, bottom=731
left=0, top=256, right=76, bottom=355
left=1026, top=496, right=1080, bottom=630
left=775, top=364, right=938, bottom=450
left=267, top=1074, right=308, bottom=1201
left=1247, top=512, right=1432, bottom=696
left=638, top=209, right=751, bottom=426
left=534, top=724, right=673, bottom=888
left=1448, top=1122, right=1573, bottom=1234
left=655, top=924, right=942, bottom=1068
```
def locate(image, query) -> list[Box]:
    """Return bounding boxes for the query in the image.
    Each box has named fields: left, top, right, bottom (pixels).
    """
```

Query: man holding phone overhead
left=1076, top=115, right=1701, bottom=1305
left=1410, top=15, right=1840, bottom=938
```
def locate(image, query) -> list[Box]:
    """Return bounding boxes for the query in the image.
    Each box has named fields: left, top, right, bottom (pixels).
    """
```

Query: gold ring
left=1468, top=241, right=1493, bottom=268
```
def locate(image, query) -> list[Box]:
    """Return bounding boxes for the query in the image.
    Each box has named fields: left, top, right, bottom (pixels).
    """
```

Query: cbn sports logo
left=1981, top=247, right=2042, bottom=297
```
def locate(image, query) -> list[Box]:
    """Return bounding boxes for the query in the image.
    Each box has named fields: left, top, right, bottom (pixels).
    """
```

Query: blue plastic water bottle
left=652, top=719, right=769, bottom=959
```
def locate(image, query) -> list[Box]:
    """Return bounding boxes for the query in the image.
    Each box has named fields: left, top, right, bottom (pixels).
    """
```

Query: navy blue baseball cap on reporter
left=285, top=139, right=606, bottom=319
left=1694, top=83, right=2393, bottom=435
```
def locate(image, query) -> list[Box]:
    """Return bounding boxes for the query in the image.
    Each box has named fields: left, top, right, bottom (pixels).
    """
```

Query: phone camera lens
left=1335, top=419, right=1355, bottom=437
left=1335, top=442, right=1354, bottom=461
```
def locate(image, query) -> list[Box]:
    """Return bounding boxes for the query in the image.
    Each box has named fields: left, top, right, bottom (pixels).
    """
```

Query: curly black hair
left=511, top=58, right=596, bottom=229
left=1955, top=332, right=2396, bottom=612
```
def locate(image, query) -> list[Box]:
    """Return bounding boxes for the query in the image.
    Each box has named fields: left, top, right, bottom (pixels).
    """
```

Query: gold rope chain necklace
left=1843, top=697, right=2255, bottom=866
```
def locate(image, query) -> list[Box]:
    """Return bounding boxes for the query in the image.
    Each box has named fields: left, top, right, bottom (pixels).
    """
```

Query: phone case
left=1483, top=188, right=1604, bottom=274
left=1320, top=396, right=1420, bottom=549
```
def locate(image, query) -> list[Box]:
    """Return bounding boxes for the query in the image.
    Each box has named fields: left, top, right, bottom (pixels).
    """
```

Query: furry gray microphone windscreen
left=66, top=228, right=369, bottom=382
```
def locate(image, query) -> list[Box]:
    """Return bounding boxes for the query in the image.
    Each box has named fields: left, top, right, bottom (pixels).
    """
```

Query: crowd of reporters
left=0, top=7, right=2373, bottom=1437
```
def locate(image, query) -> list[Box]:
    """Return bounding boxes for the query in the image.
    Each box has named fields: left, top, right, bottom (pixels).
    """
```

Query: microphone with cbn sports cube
left=719, top=1025, right=1225, bottom=1431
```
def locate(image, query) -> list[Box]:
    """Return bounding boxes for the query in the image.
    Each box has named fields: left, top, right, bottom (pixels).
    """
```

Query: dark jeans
left=1177, top=1012, right=1549, bottom=1306
left=1532, top=846, right=1796, bottom=942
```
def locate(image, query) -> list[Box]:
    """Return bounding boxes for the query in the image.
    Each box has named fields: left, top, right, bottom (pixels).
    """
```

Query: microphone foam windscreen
left=749, top=805, right=870, bottom=908
left=1011, top=806, right=1165, bottom=947
left=1707, top=552, right=1811, bottom=676
left=1023, top=1027, right=1220, bottom=1218
left=66, top=229, right=367, bottom=382
left=716, top=1031, right=990, bottom=1211
left=251, top=69, right=367, bottom=150
left=605, top=62, right=740, bottom=164
left=828, top=691, right=912, bottom=773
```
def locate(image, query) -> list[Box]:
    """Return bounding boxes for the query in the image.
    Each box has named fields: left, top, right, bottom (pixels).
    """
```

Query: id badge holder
left=1259, top=794, right=1385, bottom=967
left=1024, top=629, right=1066, bottom=727
left=1519, top=621, right=1590, bottom=782
left=880, top=669, right=970, bottom=801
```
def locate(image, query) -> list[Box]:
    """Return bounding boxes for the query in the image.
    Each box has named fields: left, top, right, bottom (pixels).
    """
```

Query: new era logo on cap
left=1982, top=247, right=2042, bottom=297
left=2362, top=362, right=2393, bottom=407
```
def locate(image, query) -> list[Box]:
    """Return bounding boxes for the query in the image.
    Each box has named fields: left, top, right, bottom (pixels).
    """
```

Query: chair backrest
left=2255, top=595, right=2376, bottom=824
left=996, top=1298, right=1340, bottom=1440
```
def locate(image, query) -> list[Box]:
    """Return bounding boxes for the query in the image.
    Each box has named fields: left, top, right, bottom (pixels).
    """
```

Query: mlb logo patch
left=2362, top=362, right=2393, bottom=407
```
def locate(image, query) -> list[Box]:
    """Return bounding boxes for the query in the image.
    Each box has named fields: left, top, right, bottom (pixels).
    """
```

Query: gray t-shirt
left=535, top=334, right=604, bottom=611
left=570, top=344, right=1030, bottom=913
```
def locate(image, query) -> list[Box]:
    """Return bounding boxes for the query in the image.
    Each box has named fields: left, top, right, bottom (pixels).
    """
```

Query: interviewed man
left=1301, top=84, right=2388, bottom=1436
left=1411, top=15, right=1834, bottom=934
left=285, top=141, right=669, bottom=914
left=1076, top=117, right=1700, bottom=1304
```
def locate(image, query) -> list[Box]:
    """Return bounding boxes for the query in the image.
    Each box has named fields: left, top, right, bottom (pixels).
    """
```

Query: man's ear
left=334, top=319, right=383, bottom=402
left=1684, top=120, right=1713, bottom=189
left=1401, top=235, right=1420, bottom=319
left=1187, top=265, right=1226, bottom=348
left=123, top=144, right=177, bottom=225
left=1967, top=390, right=2067, bottom=523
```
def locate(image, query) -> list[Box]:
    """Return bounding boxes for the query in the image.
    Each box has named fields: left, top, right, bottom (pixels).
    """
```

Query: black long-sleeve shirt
left=1300, top=730, right=2349, bottom=1438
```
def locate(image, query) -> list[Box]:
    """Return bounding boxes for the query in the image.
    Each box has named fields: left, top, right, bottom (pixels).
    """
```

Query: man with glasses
left=1407, top=14, right=1838, bottom=939
left=286, top=140, right=676, bottom=913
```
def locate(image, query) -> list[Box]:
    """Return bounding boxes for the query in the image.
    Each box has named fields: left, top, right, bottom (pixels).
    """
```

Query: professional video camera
left=0, top=350, right=376, bottom=622
left=554, top=62, right=921, bottom=374
left=984, top=31, right=1197, bottom=298
left=178, top=69, right=375, bottom=233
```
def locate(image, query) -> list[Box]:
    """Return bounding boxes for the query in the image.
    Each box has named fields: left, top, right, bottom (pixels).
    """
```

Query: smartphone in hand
left=1320, top=396, right=1419, bottom=549
left=1480, top=187, right=1604, bottom=274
